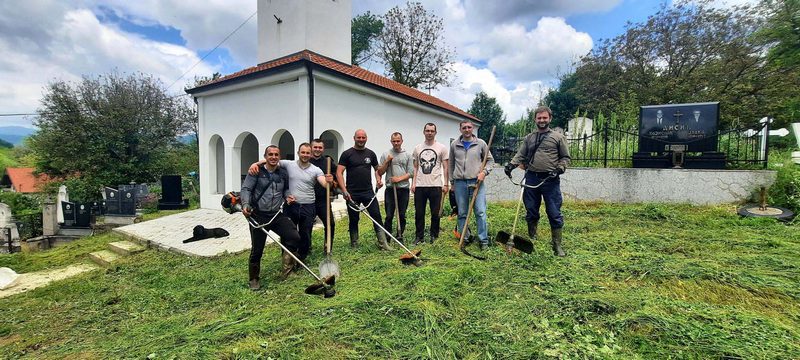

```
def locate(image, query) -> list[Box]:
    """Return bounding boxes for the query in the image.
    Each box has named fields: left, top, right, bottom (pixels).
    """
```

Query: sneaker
left=249, top=279, right=261, bottom=291
left=413, top=237, right=424, bottom=246
left=479, top=243, right=489, bottom=251
left=429, top=236, right=437, bottom=244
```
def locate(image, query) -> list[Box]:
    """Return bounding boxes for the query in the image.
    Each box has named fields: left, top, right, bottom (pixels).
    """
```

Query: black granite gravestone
left=633, top=102, right=726, bottom=168
left=75, top=203, right=91, bottom=227
left=120, top=189, right=136, bottom=215
left=158, top=175, right=188, bottom=210
left=104, top=187, right=120, bottom=215
left=61, top=201, right=76, bottom=226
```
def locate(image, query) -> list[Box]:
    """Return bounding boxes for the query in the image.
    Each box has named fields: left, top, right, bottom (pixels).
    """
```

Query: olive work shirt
left=510, top=129, right=571, bottom=173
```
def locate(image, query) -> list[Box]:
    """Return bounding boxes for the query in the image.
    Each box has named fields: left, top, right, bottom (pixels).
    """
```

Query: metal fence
left=14, top=212, right=43, bottom=240
left=492, top=121, right=770, bottom=169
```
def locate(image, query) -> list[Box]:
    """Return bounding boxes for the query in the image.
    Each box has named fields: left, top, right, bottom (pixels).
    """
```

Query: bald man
left=336, top=129, right=391, bottom=251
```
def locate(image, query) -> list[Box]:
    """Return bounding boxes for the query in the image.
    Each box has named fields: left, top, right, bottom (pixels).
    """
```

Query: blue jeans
left=454, top=179, right=488, bottom=244
left=523, top=171, right=564, bottom=229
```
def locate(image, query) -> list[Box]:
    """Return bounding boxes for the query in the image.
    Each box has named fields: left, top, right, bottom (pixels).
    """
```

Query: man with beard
left=241, top=145, right=303, bottom=290
left=505, top=105, right=570, bottom=256
left=309, top=138, right=337, bottom=253
left=411, top=123, right=449, bottom=245
left=449, top=121, right=494, bottom=251
left=336, top=129, right=392, bottom=250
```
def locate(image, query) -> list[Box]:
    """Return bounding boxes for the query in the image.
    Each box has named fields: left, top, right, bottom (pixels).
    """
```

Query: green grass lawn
left=1, top=201, right=798, bottom=359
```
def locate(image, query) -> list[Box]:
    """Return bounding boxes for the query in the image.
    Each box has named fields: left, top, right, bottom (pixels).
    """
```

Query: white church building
left=186, top=0, right=480, bottom=209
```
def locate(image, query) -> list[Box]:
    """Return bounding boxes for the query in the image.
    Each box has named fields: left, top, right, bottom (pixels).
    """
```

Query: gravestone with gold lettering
left=633, top=102, right=726, bottom=169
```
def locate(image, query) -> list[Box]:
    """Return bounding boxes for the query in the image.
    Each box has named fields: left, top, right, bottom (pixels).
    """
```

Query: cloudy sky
left=0, top=0, right=673, bottom=129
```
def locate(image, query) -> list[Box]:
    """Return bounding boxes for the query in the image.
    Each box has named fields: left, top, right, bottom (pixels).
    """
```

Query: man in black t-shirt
left=336, top=129, right=392, bottom=250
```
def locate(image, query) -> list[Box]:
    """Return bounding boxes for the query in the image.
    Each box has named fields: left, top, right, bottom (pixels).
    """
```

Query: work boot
left=279, top=251, right=297, bottom=280
left=350, top=232, right=359, bottom=248
left=551, top=228, right=566, bottom=257
left=376, top=231, right=392, bottom=251
left=527, top=222, right=538, bottom=242
left=248, top=263, right=261, bottom=291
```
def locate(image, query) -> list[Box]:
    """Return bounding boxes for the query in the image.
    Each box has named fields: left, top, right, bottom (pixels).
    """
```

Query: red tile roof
left=188, top=50, right=479, bottom=122
left=3, top=167, right=51, bottom=193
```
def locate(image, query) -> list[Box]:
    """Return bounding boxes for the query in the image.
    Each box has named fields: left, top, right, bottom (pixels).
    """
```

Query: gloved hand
left=556, top=166, right=565, bottom=175
left=548, top=170, right=558, bottom=178
left=504, top=163, right=516, bottom=178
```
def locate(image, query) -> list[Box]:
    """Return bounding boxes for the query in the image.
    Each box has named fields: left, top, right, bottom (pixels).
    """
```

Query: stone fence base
left=483, top=166, right=776, bottom=205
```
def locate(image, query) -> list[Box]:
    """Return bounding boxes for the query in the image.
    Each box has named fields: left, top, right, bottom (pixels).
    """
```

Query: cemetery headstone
left=632, top=102, right=726, bottom=169
left=158, top=175, right=188, bottom=210
left=0, top=203, right=20, bottom=249
left=57, top=185, right=69, bottom=223
left=60, top=201, right=76, bottom=226
left=104, top=187, right=120, bottom=215
left=75, top=203, right=91, bottom=227
left=120, top=189, right=136, bottom=216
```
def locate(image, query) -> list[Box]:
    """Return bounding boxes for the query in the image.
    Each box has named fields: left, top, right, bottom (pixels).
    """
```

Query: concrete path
left=0, top=263, right=98, bottom=299
left=113, top=199, right=353, bottom=257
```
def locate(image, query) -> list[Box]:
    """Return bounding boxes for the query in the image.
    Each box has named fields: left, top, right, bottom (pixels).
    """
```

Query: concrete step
left=108, top=241, right=145, bottom=256
left=89, top=250, right=121, bottom=267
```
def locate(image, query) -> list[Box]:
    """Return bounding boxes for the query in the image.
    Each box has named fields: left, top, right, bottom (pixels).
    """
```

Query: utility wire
left=165, top=10, right=256, bottom=91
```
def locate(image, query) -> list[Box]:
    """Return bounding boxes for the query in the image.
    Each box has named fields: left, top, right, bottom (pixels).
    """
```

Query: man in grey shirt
left=377, top=132, right=414, bottom=241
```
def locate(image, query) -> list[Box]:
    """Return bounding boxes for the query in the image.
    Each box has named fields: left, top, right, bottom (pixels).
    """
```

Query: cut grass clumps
left=0, top=201, right=798, bottom=358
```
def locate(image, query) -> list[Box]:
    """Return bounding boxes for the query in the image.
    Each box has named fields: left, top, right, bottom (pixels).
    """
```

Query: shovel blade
left=319, top=258, right=340, bottom=279
left=496, top=231, right=534, bottom=254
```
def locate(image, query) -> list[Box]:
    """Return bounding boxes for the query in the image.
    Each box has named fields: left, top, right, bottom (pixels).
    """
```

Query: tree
left=543, top=72, right=582, bottom=129
left=467, top=91, right=505, bottom=140
left=351, top=12, right=384, bottom=66
left=378, top=2, right=455, bottom=90
left=29, top=72, right=191, bottom=200
left=182, top=73, right=220, bottom=144
left=568, top=0, right=769, bottom=127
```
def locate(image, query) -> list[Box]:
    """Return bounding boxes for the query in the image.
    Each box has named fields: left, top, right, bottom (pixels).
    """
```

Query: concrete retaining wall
left=483, top=165, right=777, bottom=205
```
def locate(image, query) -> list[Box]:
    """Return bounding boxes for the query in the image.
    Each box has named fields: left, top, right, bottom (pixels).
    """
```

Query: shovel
left=245, top=216, right=336, bottom=298
left=319, top=158, right=340, bottom=279
left=457, top=126, right=496, bottom=261
left=347, top=199, right=423, bottom=266
left=495, top=172, right=556, bottom=254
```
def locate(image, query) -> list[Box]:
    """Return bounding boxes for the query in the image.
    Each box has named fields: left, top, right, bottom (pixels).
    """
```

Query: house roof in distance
left=1, top=167, right=51, bottom=193
left=186, top=50, right=479, bottom=122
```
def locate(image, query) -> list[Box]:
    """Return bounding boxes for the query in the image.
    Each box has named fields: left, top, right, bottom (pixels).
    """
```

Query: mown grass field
left=1, top=201, right=798, bottom=359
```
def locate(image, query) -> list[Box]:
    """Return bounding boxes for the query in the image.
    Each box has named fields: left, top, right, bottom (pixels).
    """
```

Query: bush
left=767, top=151, right=800, bottom=214
left=0, top=191, right=41, bottom=217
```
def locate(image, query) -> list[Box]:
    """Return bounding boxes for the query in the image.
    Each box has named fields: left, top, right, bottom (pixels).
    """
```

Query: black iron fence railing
left=491, top=121, right=770, bottom=169
left=15, top=212, right=43, bottom=241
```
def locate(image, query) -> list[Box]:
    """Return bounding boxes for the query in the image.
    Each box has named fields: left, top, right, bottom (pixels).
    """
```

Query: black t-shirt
left=339, top=147, right=378, bottom=192
left=310, top=155, right=337, bottom=200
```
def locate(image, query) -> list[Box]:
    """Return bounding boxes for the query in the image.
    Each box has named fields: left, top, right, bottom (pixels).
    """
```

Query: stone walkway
left=113, top=199, right=354, bottom=257
left=0, top=263, right=98, bottom=299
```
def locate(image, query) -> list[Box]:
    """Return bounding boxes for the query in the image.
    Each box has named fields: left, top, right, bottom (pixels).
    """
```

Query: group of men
left=239, top=105, right=570, bottom=290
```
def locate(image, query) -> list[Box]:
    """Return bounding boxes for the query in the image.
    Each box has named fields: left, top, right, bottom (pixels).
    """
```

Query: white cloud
left=0, top=2, right=219, bottom=127
left=433, top=62, right=549, bottom=123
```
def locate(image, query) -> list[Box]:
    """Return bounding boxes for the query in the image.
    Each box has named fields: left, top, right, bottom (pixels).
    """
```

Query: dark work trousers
left=449, top=189, right=458, bottom=216
left=248, top=212, right=302, bottom=268
left=414, top=187, right=443, bottom=239
left=286, top=203, right=316, bottom=261
left=346, top=189, right=383, bottom=237
left=314, top=198, right=335, bottom=253
left=523, top=171, right=564, bottom=229
left=384, top=186, right=410, bottom=236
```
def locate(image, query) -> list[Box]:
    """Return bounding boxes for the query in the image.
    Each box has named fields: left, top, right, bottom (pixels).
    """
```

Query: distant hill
left=0, top=126, right=36, bottom=146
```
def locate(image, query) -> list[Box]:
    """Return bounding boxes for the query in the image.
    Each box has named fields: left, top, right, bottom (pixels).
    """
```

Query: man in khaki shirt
left=506, top=105, right=571, bottom=256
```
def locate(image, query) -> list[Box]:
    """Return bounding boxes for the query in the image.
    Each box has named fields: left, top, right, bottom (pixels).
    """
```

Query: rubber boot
left=248, top=263, right=261, bottom=291
left=350, top=232, right=359, bottom=248
left=279, top=251, right=297, bottom=280
left=376, top=231, right=392, bottom=251
left=551, top=228, right=566, bottom=257
left=527, top=222, right=538, bottom=243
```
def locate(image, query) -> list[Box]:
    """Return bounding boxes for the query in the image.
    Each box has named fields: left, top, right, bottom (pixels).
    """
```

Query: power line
left=165, top=10, right=257, bottom=91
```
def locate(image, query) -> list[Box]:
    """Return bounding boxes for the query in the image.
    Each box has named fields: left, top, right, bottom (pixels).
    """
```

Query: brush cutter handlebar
left=508, top=173, right=556, bottom=189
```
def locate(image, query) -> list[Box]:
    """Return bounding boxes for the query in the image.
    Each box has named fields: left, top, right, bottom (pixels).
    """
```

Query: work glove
left=556, top=166, right=565, bottom=175
left=504, top=163, right=516, bottom=178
